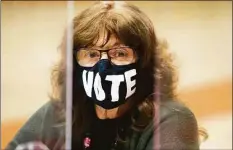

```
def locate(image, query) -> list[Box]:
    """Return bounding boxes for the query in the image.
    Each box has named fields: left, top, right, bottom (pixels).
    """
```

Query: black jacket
left=6, top=100, right=199, bottom=150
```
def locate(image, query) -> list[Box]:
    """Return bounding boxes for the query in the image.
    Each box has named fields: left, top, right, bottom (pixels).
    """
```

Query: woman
left=6, top=1, right=200, bottom=150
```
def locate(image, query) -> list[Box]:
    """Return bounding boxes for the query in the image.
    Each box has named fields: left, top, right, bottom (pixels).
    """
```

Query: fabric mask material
left=77, top=59, right=137, bottom=109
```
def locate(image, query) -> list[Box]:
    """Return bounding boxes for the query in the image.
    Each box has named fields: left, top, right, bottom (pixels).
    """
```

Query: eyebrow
left=92, top=41, right=124, bottom=49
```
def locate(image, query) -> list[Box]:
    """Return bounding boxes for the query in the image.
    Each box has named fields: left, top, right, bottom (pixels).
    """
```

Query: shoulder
left=138, top=100, right=199, bottom=150
left=142, top=100, right=198, bottom=133
left=24, top=101, right=56, bottom=129
left=17, top=101, right=55, bottom=134
left=5, top=101, right=57, bottom=150
left=159, top=100, right=199, bottom=149
left=159, top=100, right=197, bottom=121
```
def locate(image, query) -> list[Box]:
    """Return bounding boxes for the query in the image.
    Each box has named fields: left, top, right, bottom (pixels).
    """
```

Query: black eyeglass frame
left=73, top=46, right=138, bottom=62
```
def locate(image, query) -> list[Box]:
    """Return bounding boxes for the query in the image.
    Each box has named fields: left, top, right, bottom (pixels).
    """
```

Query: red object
left=83, top=137, right=91, bottom=148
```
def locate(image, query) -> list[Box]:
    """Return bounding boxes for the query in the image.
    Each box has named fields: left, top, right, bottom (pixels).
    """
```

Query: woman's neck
left=94, top=100, right=132, bottom=120
left=95, top=105, right=118, bottom=119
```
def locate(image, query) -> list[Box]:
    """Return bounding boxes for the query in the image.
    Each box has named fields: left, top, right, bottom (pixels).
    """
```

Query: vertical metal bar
left=154, top=79, right=161, bottom=150
left=65, top=1, right=74, bottom=150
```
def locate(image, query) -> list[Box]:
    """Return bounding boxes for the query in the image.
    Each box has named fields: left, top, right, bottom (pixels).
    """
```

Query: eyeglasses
left=74, top=46, right=137, bottom=67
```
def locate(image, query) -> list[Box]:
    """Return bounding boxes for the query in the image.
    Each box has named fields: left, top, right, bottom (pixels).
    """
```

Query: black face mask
left=76, top=59, right=138, bottom=109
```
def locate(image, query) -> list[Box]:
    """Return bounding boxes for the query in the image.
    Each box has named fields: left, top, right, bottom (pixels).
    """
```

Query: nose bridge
left=98, top=56, right=111, bottom=73
left=100, top=51, right=108, bottom=60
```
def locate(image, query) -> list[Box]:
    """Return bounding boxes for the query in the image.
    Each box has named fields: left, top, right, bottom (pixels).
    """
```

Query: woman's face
left=79, top=33, right=137, bottom=119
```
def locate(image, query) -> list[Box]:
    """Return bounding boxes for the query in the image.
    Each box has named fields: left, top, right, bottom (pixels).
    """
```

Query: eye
left=116, top=51, right=127, bottom=57
left=87, top=50, right=100, bottom=58
left=110, top=49, right=128, bottom=57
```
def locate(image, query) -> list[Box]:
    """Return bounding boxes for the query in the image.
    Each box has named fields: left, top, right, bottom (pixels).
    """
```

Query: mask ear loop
left=65, top=1, right=74, bottom=150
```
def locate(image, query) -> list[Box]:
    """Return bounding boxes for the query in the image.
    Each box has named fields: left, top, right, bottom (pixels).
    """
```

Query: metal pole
left=65, top=1, right=74, bottom=149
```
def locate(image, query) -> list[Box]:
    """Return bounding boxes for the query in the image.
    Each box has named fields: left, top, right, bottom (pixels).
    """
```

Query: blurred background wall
left=1, top=1, right=232, bottom=149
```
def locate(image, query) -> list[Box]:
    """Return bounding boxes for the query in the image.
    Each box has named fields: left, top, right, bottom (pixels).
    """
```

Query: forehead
left=92, top=33, right=124, bottom=49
